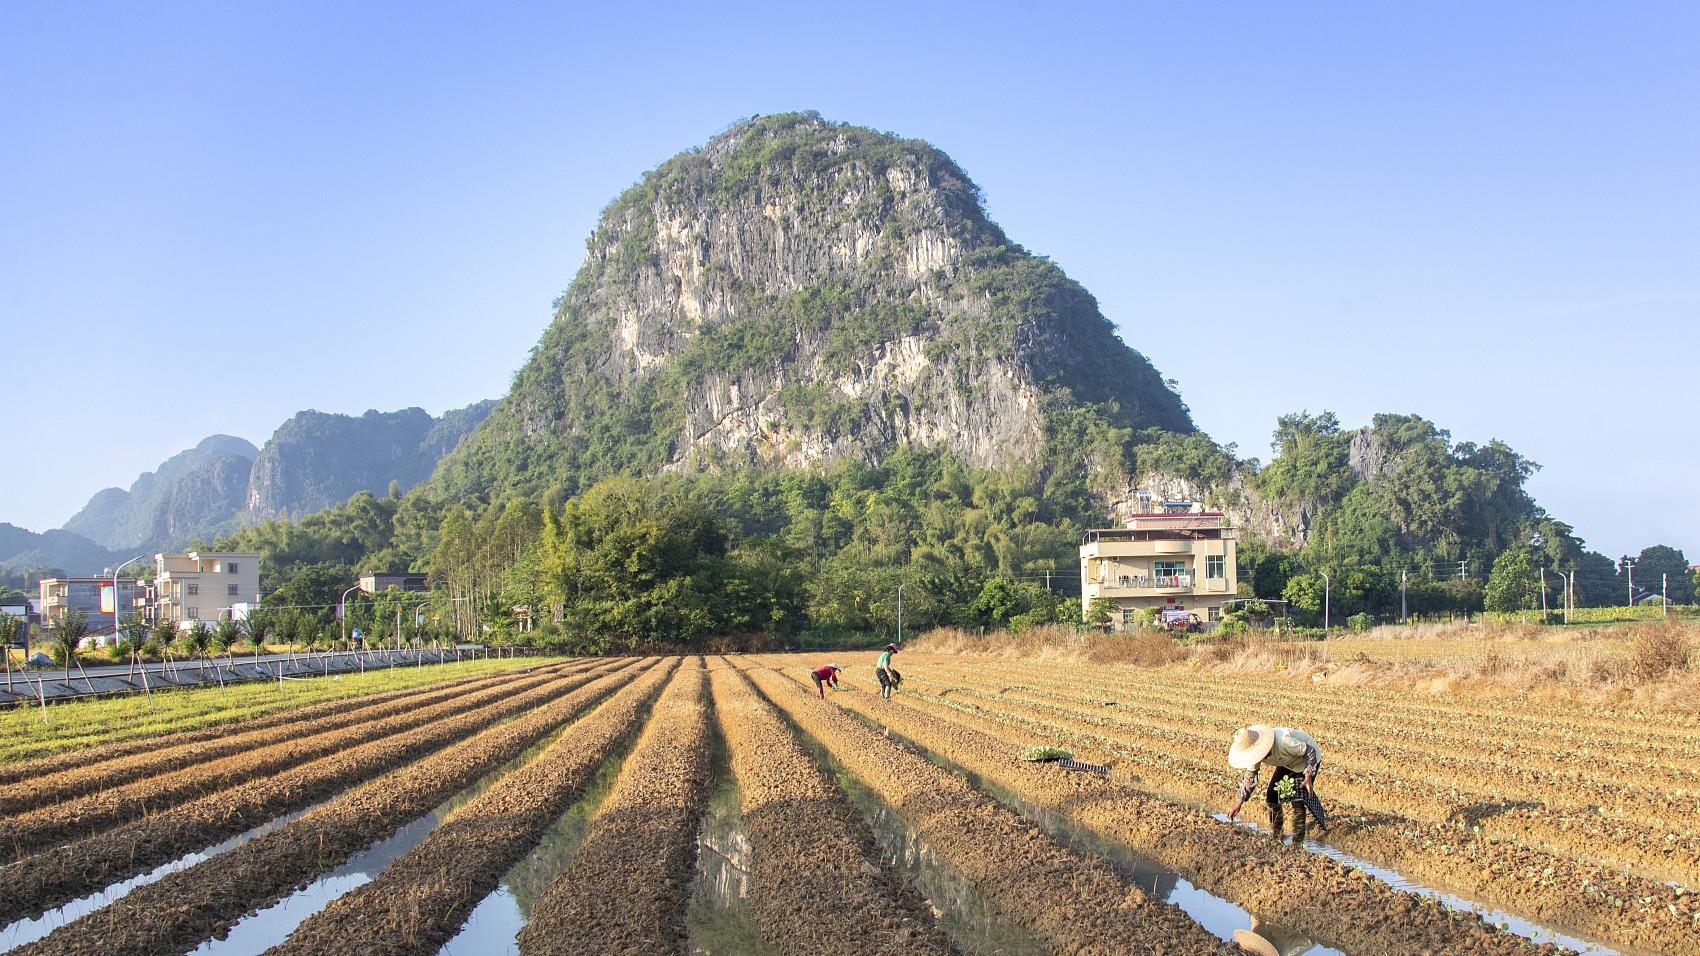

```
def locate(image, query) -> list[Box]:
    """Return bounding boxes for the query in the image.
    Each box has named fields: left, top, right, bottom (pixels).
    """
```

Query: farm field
left=0, top=651, right=1691, bottom=955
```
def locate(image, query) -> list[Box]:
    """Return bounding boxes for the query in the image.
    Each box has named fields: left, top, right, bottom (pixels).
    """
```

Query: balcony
left=1092, top=574, right=1196, bottom=597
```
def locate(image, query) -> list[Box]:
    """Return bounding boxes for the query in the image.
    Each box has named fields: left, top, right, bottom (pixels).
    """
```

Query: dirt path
left=731, top=658, right=1235, bottom=956
left=261, top=659, right=681, bottom=956
left=516, top=660, right=715, bottom=955
left=0, top=659, right=621, bottom=928
left=699, top=660, right=958, bottom=956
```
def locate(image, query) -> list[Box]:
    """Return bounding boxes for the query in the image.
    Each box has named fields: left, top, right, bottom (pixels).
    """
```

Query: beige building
left=1080, top=500, right=1238, bottom=631
left=155, top=551, right=261, bottom=628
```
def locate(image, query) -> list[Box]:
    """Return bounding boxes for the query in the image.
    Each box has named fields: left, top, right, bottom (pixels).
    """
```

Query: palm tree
left=50, top=609, right=89, bottom=682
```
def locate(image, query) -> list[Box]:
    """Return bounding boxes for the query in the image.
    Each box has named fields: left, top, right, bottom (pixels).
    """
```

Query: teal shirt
left=876, top=650, right=892, bottom=669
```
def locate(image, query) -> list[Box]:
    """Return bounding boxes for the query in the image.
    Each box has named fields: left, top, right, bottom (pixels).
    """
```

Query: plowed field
left=1, top=650, right=1684, bottom=955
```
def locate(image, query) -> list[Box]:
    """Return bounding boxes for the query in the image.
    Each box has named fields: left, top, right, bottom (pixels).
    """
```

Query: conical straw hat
left=1232, top=929, right=1280, bottom=956
left=1228, top=725, right=1276, bottom=769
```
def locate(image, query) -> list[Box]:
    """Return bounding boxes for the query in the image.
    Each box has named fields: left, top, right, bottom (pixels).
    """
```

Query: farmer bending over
left=811, top=663, right=842, bottom=699
left=875, top=643, right=901, bottom=699
left=1226, top=724, right=1328, bottom=840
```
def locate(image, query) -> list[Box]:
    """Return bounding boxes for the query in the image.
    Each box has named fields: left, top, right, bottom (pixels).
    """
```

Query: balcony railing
left=1093, top=574, right=1196, bottom=595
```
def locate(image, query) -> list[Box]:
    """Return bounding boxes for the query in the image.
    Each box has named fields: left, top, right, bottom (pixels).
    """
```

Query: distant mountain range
left=2, top=401, right=494, bottom=575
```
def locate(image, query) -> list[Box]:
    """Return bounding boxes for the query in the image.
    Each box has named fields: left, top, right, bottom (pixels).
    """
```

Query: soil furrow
left=0, top=658, right=547, bottom=785
left=516, top=660, right=715, bottom=955
left=0, top=659, right=629, bottom=928
left=813, top=661, right=1696, bottom=954
left=0, top=664, right=592, bottom=855
left=944, top=656, right=1700, bottom=766
left=698, top=661, right=958, bottom=956
left=261, top=658, right=681, bottom=956
left=730, top=659, right=1235, bottom=956
left=923, top=658, right=1700, bottom=791
left=780, top=660, right=1565, bottom=956
left=7, top=659, right=655, bottom=956
left=898, top=670, right=1700, bottom=885
left=0, top=662, right=582, bottom=818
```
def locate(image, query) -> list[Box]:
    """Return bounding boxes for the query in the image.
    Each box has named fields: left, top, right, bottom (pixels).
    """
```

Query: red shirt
left=812, top=665, right=840, bottom=681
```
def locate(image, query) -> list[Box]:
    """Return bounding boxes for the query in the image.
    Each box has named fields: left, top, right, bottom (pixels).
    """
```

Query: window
left=1154, top=561, right=1186, bottom=582
left=1206, top=555, right=1226, bottom=579
left=1207, top=606, right=1222, bottom=621
left=227, top=562, right=239, bottom=574
left=187, top=607, right=199, bottom=619
left=228, top=584, right=239, bottom=596
left=187, top=584, right=199, bottom=596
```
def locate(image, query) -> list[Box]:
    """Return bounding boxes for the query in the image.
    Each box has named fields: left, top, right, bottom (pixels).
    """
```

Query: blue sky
left=3, top=1, right=1695, bottom=563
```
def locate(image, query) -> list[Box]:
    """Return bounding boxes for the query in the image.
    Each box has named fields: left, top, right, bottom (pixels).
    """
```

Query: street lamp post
left=113, top=554, right=145, bottom=644
left=339, top=584, right=363, bottom=649
left=1319, top=571, right=1331, bottom=638
left=896, top=584, right=904, bottom=646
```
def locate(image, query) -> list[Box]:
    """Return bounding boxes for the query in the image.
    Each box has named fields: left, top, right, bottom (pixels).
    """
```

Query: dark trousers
left=1265, top=766, right=1327, bottom=835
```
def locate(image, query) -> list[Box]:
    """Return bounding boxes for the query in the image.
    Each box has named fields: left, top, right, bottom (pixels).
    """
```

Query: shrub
left=1218, top=618, right=1251, bottom=636
left=1629, top=623, right=1691, bottom=683
left=1347, top=613, right=1374, bottom=633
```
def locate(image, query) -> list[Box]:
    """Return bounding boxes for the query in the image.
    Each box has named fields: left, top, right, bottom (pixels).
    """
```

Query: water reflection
left=686, top=730, right=777, bottom=956
left=857, top=716, right=1344, bottom=956
left=189, top=715, right=571, bottom=956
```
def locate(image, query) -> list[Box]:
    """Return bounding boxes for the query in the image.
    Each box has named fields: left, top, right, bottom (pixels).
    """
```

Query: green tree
left=1632, top=545, right=1695, bottom=604
left=49, top=609, right=89, bottom=677
left=1484, top=549, right=1540, bottom=612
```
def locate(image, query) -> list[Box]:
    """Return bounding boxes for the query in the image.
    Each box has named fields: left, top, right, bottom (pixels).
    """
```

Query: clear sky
left=3, top=2, right=1695, bottom=563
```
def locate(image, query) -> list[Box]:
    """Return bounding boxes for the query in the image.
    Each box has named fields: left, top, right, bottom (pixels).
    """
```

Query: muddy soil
left=730, top=659, right=1235, bottom=956
left=0, top=666, right=550, bottom=817
left=704, top=661, right=959, bottom=956
left=915, top=659, right=1700, bottom=883
left=835, top=657, right=1695, bottom=954
left=516, top=661, right=713, bottom=955
left=768, top=658, right=1567, bottom=956
left=0, top=660, right=626, bottom=929
left=6, top=659, right=653, bottom=956
left=0, top=663, right=596, bottom=857
left=261, top=659, right=681, bottom=956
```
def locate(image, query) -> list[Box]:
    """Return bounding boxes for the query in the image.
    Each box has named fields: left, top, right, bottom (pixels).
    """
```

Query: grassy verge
left=0, top=655, right=550, bottom=765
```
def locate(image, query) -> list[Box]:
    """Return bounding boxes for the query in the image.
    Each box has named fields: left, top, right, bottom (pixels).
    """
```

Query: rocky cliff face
left=38, top=403, right=494, bottom=570
left=246, top=403, right=494, bottom=518
left=62, top=435, right=258, bottom=550
left=433, top=112, right=1194, bottom=499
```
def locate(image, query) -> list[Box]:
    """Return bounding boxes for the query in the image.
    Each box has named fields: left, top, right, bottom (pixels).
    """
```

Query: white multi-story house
left=1079, top=497, right=1238, bottom=631
left=155, top=551, right=261, bottom=628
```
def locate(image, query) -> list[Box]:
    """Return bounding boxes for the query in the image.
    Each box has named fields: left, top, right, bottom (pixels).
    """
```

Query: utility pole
left=1320, top=571, right=1331, bottom=638
left=1400, top=569, right=1407, bottom=624
left=1663, top=574, right=1669, bottom=618
left=1540, top=568, right=1548, bottom=619
left=1626, top=560, right=1635, bottom=608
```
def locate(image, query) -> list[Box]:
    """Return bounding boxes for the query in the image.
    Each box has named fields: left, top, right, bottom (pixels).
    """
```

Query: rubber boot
left=1292, top=802, right=1309, bottom=843
left=1266, top=802, right=1284, bottom=841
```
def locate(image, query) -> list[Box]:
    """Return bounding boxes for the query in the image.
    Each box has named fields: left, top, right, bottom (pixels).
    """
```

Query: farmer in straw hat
left=1226, top=724, right=1329, bottom=840
left=811, top=663, right=843, bottom=699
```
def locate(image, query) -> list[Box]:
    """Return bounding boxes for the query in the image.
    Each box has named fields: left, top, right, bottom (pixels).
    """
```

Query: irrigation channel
left=2, top=649, right=1687, bottom=953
